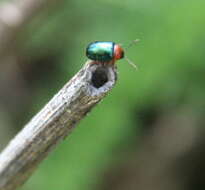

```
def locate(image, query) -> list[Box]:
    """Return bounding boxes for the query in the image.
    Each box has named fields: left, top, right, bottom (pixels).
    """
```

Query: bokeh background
left=0, top=0, right=205, bottom=189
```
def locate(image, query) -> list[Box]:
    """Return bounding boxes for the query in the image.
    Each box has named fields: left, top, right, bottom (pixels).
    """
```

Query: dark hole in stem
left=91, top=67, right=108, bottom=88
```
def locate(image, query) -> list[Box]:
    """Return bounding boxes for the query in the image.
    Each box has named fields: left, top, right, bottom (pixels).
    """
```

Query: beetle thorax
left=114, top=44, right=124, bottom=60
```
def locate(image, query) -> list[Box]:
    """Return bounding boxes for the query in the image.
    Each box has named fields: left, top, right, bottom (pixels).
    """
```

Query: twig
left=0, top=61, right=117, bottom=190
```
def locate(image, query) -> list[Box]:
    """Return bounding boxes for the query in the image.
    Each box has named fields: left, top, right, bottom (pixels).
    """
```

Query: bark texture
left=0, top=61, right=117, bottom=190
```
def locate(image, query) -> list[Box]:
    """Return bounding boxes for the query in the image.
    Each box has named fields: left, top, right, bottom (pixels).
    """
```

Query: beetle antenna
left=124, top=39, right=140, bottom=49
left=125, top=55, right=138, bottom=70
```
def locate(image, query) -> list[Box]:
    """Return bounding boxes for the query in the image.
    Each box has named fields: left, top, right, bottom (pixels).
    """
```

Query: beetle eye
left=120, top=50, right=124, bottom=59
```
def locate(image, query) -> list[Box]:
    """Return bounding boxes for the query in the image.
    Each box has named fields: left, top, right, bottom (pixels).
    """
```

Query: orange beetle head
left=114, top=44, right=124, bottom=61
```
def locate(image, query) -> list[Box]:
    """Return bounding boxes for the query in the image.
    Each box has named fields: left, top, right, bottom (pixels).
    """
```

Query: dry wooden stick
left=0, top=61, right=117, bottom=190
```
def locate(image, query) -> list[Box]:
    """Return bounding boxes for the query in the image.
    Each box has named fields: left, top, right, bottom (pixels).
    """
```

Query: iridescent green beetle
left=86, top=41, right=138, bottom=69
left=86, top=41, right=124, bottom=63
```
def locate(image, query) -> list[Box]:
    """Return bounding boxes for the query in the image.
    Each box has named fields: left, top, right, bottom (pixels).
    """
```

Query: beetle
left=86, top=41, right=138, bottom=69
left=86, top=41, right=124, bottom=63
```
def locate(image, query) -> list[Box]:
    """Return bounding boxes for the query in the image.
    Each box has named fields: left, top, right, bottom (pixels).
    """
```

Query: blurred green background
left=0, top=0, right=205, bottom=189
